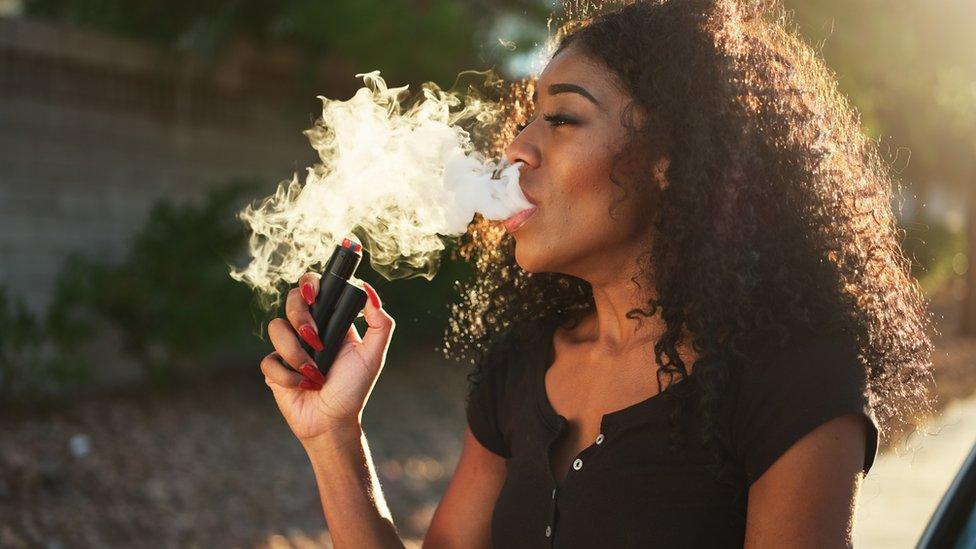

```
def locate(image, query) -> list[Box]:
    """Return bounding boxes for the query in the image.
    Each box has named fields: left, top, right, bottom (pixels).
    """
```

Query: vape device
left=298, top=237, right=369, bottom=376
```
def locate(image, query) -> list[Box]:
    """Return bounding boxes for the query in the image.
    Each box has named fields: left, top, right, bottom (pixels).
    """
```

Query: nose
left=503, top=122, right=541, bottom=172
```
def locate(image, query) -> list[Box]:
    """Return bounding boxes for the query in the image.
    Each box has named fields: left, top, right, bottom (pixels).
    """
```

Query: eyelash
left=515, top=112, right=578, bottom=132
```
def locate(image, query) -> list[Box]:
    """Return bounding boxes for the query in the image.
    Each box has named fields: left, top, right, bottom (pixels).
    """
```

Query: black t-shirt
left=465, top=320, right=879, bottom=548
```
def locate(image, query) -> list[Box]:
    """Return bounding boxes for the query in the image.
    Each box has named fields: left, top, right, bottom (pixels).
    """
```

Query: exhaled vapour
left=229, top=70, right=531, bottom=303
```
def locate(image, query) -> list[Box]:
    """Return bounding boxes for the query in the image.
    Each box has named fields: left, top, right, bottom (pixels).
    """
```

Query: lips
left=503, top=206, right=538, bottom=233
left=520, top=184, right=539, bottom=207
left=505, top=179, right=539, bottom=233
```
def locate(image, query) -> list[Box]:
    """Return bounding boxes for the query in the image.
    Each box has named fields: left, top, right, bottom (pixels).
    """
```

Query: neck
left=566, top=245, right=664, bottom=355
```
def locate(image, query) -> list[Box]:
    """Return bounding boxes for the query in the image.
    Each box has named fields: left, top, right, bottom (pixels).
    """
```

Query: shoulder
left=464, top=320, right=554, bottom=459
left=466, top=320, right=553, bottom=401
left=735, top=327, right=869, bottom=401
left=731, top=328, right=879, bottom=485
left=795, top=328, right=862, bottom=368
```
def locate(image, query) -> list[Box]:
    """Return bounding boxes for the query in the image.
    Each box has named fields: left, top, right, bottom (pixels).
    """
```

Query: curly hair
left=443, top=0, right=936, bottom=485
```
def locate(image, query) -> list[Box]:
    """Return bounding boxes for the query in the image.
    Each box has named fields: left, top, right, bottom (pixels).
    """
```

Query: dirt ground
left=1, top=287, right=973, bottom=548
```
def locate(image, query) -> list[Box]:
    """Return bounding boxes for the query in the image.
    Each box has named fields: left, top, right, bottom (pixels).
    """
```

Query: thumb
left=359, top=282, right=395, bottom=367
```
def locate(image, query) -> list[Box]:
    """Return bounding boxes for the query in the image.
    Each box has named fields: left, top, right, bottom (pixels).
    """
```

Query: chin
left=512, top=237, right=554, bottom=274
left=512, top=238, right=541, bottom=273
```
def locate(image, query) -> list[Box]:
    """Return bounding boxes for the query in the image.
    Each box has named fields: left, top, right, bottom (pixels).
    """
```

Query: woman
left=260, top=0, right=935, bottom=547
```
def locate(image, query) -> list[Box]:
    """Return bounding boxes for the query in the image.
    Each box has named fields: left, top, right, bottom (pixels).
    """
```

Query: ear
left=652, top=156, right=671, bottom=191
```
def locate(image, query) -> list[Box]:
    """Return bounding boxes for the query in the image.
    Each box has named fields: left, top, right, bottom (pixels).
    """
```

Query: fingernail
left=299, top=362, right=326, bottom=384
left=299, top=379, right=322, bottom=391
left=298, top=324, right=324, bottom=352
left=300, top=283, right=316, bottom=306
left=363, top=282, right=381, bottom=309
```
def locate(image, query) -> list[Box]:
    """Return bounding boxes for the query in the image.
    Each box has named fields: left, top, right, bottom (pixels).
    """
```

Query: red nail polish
left=298, top=324, right=324, bottom=352
left=299, top=363, right=326, bottom=384
left=300, top=283, right=316, bottom=306
left=363, top=282, right=381, bottom=309
left=299, top=379, right=322, bottom=391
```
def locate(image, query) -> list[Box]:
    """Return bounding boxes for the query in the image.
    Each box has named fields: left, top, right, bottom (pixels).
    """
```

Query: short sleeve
left=465, top=333, right=514, bottom=459
left=732, top=331, right=880, bottom=486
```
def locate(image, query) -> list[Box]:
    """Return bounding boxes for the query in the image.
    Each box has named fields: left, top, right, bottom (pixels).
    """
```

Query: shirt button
left=545, top=525, right=552, bottom=537
left=573, top=458, right=583, bottom=470
left=552, top=488, right=557, bottom=499
left=595, top=433, right=605, bottom=444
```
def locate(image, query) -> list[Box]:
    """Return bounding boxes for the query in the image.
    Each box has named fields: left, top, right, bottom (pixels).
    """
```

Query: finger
left=260, top=351, right=304, bottom=389
left=299, top=379, right=323, bottom=391
left=298, top=272, right=322, bottom=306
left=268, top=317, right=317, bottom=371
left=359, top=282, right=395, bottom=367
left=285, top=287, right=321, bottom=350
left=299, top=363, right=326, bottom=385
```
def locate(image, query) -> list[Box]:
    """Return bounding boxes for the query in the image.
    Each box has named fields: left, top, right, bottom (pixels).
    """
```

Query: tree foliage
left=787, top=0, right=976, bottom=190
left=23, top=0, right=496, bottom=85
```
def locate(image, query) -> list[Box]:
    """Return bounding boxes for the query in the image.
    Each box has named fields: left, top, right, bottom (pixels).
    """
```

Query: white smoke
left=229, top=70, right=531, bottom=301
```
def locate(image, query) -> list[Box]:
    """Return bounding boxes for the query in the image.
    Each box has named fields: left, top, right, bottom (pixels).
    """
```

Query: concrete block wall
left=0, top=17, right=319, bottom=316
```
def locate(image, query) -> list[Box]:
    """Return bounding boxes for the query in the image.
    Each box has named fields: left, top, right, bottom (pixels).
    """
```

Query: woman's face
left=504, top=43, right=660, bottom=281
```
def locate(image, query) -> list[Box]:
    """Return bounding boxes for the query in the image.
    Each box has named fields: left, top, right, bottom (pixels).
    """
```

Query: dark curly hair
left=442, top=0, right=936, bottom=487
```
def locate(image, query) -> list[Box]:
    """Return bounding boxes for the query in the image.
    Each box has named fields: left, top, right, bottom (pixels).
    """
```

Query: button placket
left=543, top=423, right=610, bottom=543
left=544, top=430, right=602, bottom=542
left=567, top=431, right=606, bottom=475
left=543, top=425, right=563, bottom=545
left=548, top=485, right=558, bottom=538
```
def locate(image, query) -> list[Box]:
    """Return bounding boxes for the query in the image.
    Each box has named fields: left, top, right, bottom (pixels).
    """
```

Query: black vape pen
left=298, top=237, right=369, bottom=376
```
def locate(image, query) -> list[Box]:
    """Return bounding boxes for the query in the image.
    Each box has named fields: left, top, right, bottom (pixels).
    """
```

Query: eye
left=542, top=112, right=578, bottom=127
left=513, top=112, right=579, bottom=132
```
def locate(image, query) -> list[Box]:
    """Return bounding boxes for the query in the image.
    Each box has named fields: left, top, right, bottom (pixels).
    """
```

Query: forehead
left=539, top=44, right=602, bottom=83
left=536, top=44, right=616, bottom=101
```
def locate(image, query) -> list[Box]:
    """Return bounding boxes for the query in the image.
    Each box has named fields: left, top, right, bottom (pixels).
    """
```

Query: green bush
left=45, top=180, right=270, bottom=388
left=0, top=286, right=93, bottom=408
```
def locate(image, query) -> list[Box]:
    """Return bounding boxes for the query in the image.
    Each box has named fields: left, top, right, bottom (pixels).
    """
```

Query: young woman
left=260, top=1, right=935, bottom=547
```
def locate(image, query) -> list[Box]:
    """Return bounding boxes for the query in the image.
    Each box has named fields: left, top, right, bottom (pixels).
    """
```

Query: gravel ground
left=1, top=289, right=973, bottom=548
left=0, top=346, right=469, bottom=548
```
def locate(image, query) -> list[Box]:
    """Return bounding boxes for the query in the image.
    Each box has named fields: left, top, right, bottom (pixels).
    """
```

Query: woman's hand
left=260, top=273, right=395, bottom=444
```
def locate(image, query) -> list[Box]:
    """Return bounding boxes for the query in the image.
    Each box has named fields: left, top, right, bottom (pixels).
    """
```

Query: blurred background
left=0, top=0, right=973, bottom=547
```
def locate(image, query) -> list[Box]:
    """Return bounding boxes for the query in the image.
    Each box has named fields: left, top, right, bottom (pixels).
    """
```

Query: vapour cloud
left=229, top=70, right=530, bottom=303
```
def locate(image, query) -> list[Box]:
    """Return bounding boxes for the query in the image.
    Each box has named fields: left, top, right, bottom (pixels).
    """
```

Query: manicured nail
left=299, top=363, right=326, bottom=385
left=300, top=283, right=316, bottom=306
left=298, top=324, right=324, bottom=352
left=363, top=282, right=381, bottom=309
left=299, top=379, right=322, bottom=391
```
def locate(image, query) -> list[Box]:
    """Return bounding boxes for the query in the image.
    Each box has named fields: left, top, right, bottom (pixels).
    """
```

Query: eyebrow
left=531, top=83, right=602, bottom=107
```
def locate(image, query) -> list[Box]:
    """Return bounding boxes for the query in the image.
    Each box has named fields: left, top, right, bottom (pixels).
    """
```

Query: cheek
left=524, top=127, right=645, bottom=262
left=565, top=184, right=648, bottom=256
left=549, top=148, right=621, bottom=228
left=555, top=137, right=616, bottom=183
